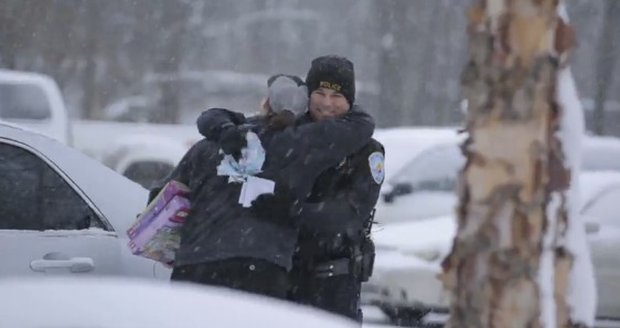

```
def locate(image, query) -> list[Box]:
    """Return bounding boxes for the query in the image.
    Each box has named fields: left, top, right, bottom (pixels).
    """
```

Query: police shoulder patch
left=368, top=151, right=385, bottom=184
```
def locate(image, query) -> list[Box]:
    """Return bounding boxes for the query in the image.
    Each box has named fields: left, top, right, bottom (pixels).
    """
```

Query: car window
left=582, top=187, right=620, bottom=226
left=0, top=143, right=106, bottom=231
left=390, top=144, right=464, bottom=192
left=0, top=82, right=52, bottom=120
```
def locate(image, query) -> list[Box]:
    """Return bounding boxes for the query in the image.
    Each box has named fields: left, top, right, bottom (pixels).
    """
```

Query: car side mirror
left=382, top=182, right=413, bottom=203
left=585, top=222, right=600, bottom=234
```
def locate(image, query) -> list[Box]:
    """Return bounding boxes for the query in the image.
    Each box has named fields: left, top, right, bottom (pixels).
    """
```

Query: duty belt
left=314, top=258, right=351, bottom=278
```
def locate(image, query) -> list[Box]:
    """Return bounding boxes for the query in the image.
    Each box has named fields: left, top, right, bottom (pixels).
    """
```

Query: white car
left=366, top=171, right=620, bottom=322
left=371, top=127, right=464, bottom=225
left=0, top=122, right=170, bottom=278
left=0, top=277, right=356, bottom=328
left=376, top=135, right=620, bottom=225
left=375, top=142, right=464, bottom=224
left=0, top=69, right=200, bottom=190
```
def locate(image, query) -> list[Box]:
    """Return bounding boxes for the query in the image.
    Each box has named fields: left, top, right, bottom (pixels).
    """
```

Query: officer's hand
left=251, top=193, right=293, bottom=227
left=219, top=124, right=247, bottom=160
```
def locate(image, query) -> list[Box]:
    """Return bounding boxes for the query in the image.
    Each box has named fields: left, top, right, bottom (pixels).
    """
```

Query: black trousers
left=288, top=268, right=362, bottom=323
left=171, top=258, right=289, bottom=300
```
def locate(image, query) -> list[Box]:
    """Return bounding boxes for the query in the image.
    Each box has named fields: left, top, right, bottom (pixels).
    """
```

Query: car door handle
left=30, top=257, right=95, bottom=273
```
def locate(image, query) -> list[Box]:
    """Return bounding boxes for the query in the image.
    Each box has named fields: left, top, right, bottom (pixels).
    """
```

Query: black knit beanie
left=305, top=55, right=355, bottom=105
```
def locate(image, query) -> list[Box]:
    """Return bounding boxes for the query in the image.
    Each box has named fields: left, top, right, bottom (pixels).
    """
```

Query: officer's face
left=308, top=87, right=350, bottom=121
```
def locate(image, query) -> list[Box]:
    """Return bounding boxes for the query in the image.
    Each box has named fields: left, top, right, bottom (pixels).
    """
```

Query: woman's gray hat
left=267, top=74, right=308, bottom=115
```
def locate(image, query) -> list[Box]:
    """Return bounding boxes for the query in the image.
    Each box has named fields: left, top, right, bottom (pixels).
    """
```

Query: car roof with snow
left=0, top=69, right=52, bottom=82
left=579, top=171, right=620, bottom=207
left=581, top=136, right=620, bottom=171
left=0, top=122, right=148, bottom=232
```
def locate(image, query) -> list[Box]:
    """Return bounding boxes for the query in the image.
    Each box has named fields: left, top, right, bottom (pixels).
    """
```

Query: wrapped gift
left=127, top=181, right=190, bottom=264
left=216, top=131, right=265, bottom=184
left=127, top=180, right=189, bottom=239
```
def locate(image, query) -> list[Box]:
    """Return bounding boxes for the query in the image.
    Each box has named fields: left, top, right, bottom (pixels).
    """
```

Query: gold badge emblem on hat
left=319, top=81, right=342, bottom=92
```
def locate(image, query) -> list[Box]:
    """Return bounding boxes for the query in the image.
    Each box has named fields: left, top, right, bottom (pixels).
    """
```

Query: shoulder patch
left=368, top=151, right=385, bottom=184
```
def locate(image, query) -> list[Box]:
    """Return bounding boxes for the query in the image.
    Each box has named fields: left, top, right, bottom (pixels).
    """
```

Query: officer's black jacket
left=197, top=108, right=385, bottom=261
left=196, top=107, right=376, bottom=202
left=292, top=115, right=385, bottom=262
left=154, top=107, right=374, bottom=270
left=300, top=136, right=384, bottom=237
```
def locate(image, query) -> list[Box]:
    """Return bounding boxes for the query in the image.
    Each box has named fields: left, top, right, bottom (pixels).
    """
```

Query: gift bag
left=127, top=180, right=190, bottom=265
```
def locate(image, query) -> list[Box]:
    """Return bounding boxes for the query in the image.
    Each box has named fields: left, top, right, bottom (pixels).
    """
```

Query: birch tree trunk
left=439, top=0, right=585, bottom=327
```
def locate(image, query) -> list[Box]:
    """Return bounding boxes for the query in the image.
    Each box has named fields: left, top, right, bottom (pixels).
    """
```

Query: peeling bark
left=440, top=0, right=580, bottom=327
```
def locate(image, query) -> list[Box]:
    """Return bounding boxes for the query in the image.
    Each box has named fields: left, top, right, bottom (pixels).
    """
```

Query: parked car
left=372, top=127, right=462, bottom=184
left=96, top=131, right=192, bottom=189
left=0, top=122, right=170, bottom=279
left=376, top=135, right=620, bottom=225
left=0, top=69, right=200, bottom=189
left=375, top=141, right=464, bottom=224
left=365, top=171, right=620, bottom=323
left=0, top=277, right=356, bottom=328
left=0, top=69, right=70, bottom=144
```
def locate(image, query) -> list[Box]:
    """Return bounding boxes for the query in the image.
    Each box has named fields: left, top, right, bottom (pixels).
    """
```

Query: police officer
left=196, top=56, right=384, bottom=322
left=159, top=73, right=375, bottom=300
left=286, top=55, right=384, bottom=323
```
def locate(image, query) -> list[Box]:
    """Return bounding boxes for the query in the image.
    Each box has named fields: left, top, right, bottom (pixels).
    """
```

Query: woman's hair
left=267, top=111, right=296, bottom=130
left=261, top=98, right=296, bottom=130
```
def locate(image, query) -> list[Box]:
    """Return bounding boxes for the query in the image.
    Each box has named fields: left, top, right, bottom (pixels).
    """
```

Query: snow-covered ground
left=0, top=277, right=357, bottom=328
left=361, top=305, right=620, bottom=328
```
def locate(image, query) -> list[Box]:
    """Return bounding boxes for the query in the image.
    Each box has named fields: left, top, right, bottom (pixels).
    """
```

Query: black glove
left=251, top=193, right=295, bottom=227
left=219, top=123, right=247, bottom=160
left=147, top=187, right=162, bottom=204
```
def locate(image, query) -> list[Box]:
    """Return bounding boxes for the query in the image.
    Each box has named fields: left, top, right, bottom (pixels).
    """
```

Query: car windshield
left=0, top=83, right=51, bottom=120
left=389, top=144, right=465, bottom=192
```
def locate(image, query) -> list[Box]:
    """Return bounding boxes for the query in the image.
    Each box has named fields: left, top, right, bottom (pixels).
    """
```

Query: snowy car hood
left=373, top=215, right=457, bottom=258
left=0, top=277, right=356, bottom=328
left=0, top=123, right=148, bottom=233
